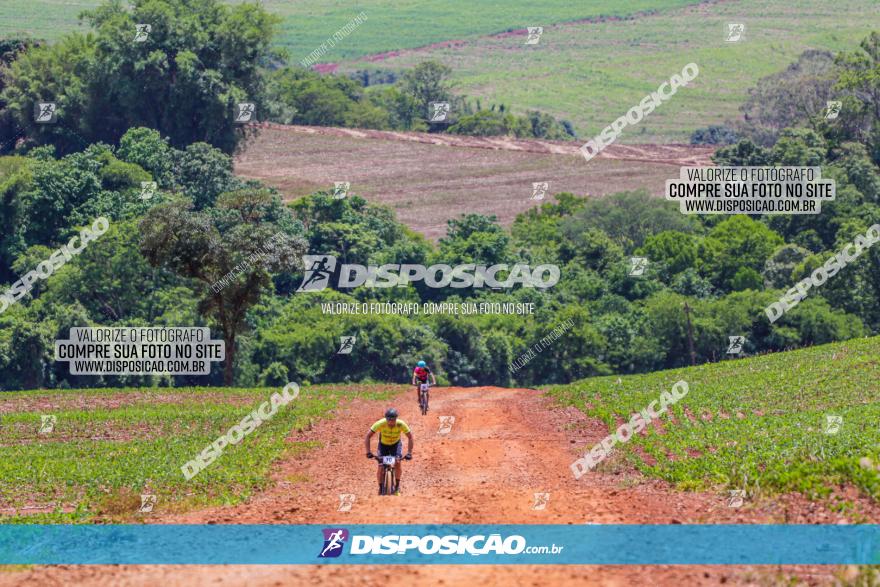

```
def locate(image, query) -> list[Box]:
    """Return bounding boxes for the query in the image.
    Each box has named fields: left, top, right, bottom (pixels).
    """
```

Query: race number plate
left=420, top=383, right=429, bottom=392
left=382, top=456, right=396, bottom=466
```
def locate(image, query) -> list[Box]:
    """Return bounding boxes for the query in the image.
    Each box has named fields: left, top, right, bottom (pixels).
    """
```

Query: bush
left=691, top=125, right=738, bottom=145
left=99, top=159, right=152, bottom=191
left=260, top=362, right=290, bottom=386
left=117, top=128, right=176, bottom=188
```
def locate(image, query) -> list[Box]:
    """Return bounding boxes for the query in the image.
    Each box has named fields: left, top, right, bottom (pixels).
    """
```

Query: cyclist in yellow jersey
left=365, top=408, right=413, bottom=495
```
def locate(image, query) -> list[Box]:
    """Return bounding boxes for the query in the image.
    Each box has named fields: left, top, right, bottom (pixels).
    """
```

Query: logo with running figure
left=333, top=182, right=350, bottom=199
left=532, top=492, right=550, bottom=510
left=727, top=335, right=746, bottom=355
left=727, top=489, right=746, bottom=508
left=725, top=23, right=745, bottom=42
left=337, top=335, right=356, bottom=354
left=824, top=414, right=843, bottom=435
left=338, top=494, right=356, bottom=512
left=297, top=255, right=337, bottom=292
left=139, top=494, right=157, bottom=513
left=140, top=181, right=157, bottom=201
left=134, top=24, right=151, bottom=42
left=438, top=415, right=455, bottom=434
left=318, top=528, right=349, bottom=558
left=429, top=102, right=450, bottom=122
left=525, top=27, right=543, bottom=45
left=235, top=103, right=255, bottom=123
left=825, top=101, right=842, bottom=120
left=629, top=257, right=648, bottom=276
left=39, top=415, right=57, bottom=434
left=34, top=102, right=57, bottom=124
left=531, top=181, right=549, bottom=200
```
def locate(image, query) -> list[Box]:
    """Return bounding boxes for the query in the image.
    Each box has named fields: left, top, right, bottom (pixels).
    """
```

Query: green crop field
left=0, top=0, right=700, bottom=62
left=2, top=0, right=875, bottom=143
left=546, top=336, right=880, bottom=505
left=0, top=384, right=398, bottom=523
left=337, top=0, right=879, bottom=142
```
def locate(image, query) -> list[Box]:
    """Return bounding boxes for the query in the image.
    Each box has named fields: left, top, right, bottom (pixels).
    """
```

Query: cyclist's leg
left=393, top=441, right=403, bottom=489
left=377, top=442, right=392, bottom=490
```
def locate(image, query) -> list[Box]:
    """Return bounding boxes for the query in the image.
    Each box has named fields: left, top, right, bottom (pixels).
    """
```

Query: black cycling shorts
left=378, top=441, right=402, bottom=458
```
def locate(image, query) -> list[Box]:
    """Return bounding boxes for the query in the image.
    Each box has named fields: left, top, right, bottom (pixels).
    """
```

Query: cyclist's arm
left=365, top=430, right=375, bottom=455
left=411, top=371, right=417, bottom=385
left=405, top=431, right=414, bottom=456
left=430, top=373, right=437, bottom=385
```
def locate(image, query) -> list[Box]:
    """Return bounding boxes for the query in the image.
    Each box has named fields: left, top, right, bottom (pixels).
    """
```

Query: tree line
left=0, top=0, right=878, bottom=390
left=0, top=0, right=573, bottom=158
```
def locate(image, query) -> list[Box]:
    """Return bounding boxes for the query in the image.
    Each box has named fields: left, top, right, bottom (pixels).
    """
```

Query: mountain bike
left=418, top=382, right=430, bottom=415
left=374, top=454, right=411, bottom=495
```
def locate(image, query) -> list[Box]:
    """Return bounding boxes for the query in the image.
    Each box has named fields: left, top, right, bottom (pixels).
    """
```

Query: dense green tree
left=367, top=86, right=427, bottom=131
left=559, top=228, right=624, bottom=273
left=116, top=127, right=176, bottom=188
left=438, top=213, right=511, bottom=267
left=690, top=125, right=738, bottom=145
left=251, top=289, right=445, bottom=384
left=738, top=50, right=837, bottom=146
left=639, top=230, right=698, bottom=276
left=525, top=110, right=575, bottom=140
left=0, top=307, right=53, bottom=389
left=0, top=0, right=280, bottom=154
left=174, top=142, right=236, bottom=210
left=42, top=220, right=192, bottom=323
left=713, top=140, right=772, bottom=166
left=139, top=189, right=306, bottom=384
left=835, top=31, right=880, bottom=158
left=730, top=266, right=764, bottom=291
left=561, top=190, right=694, bottom=251
left=448, top=110, right=531, bottom=137
left=0, top=156, right=34, bottom=281
left=0, top=38, right=42, bottom=155
left=762, top=244, right=811, bottom=288
left=700, top=216, right=784, bottom=289
left=400, top=61, right=454, bottom=126
left=770, top=128, right=828, bottom=166
left=511, top=192, right=589, bottom=259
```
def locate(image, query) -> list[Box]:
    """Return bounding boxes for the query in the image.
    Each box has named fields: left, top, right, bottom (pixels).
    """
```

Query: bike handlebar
left=370, top=454, right=412, bottom=462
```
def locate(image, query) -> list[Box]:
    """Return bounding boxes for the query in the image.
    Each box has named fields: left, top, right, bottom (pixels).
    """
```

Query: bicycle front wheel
left=383, top=468, right=394, bottom=495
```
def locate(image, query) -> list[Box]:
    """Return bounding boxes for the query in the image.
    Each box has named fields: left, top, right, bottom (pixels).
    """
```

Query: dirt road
left=1, top=386, right=844, bottom=586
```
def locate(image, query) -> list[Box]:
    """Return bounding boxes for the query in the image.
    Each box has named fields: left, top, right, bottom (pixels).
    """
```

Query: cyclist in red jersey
left=412, top=360, right=437, bottom=403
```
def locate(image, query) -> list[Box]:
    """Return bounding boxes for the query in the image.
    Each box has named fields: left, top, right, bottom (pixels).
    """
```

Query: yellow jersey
left=371, top=418, right=410, bottom=445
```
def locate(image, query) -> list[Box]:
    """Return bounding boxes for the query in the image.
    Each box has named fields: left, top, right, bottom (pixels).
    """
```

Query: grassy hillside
left=4, top=0, right=874, bottom=142
left=336, top=0, right=879, bottom=142
left=0, top=384, right=398, bottom=523
left=0, top=0, right=699, bottom=61
left=546, top=336, right=880, bottom=503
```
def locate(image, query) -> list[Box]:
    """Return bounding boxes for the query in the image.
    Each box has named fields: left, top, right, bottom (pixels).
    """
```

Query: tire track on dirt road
left=1, top=386, right=840, bottom=586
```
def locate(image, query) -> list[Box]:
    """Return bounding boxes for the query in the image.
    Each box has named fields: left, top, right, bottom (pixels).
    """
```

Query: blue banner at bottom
left=0, top=525, right=877, bottom=565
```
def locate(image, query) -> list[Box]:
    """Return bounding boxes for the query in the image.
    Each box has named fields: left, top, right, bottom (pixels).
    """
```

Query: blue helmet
left=417, top=360, right=427, bottom=367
